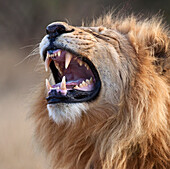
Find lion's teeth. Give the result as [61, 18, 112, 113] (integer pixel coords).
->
[65, 52, 72, 69]
[90, 77, 93, 83]
[84, 63, 89, 70]
[82, 81, 88, 87]
[46, 79, 51, 91]
[45, 53, 51, 72]
[79, 83, 83, 88]
[86, 79, 90, 84]
[60, 76, 67, 90]
[58, 50, 61, 57]
[74, 85, 80, 90]
[77, 59, 83, 66]
[79, 81, 88, 88]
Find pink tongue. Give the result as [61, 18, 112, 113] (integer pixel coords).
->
[52, 79, 83, 89]
[50, 79, 94, 95]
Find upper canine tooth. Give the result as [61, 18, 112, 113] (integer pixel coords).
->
[65, 52, 72, 69]
[58, 50, 61, 57]
[45, 53, 52, 72]
[60, 76, 67, 90]
[46, 79, 52, 91]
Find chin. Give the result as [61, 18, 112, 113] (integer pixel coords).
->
[47, 103, 88, 124]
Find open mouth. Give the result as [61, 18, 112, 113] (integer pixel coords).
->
[44, 48, 101, 104]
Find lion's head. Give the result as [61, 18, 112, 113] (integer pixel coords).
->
[33, 14, 169, 169]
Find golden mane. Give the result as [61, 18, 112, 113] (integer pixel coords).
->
[32, 13, 170, 169]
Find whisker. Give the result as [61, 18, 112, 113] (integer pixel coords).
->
[20, 44, 39, 50]
[14, 45, 40, 67]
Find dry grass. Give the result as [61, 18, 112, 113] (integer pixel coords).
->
[0, 48, 47, 169]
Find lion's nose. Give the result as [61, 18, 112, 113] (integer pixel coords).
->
[46, 24, 66, 38]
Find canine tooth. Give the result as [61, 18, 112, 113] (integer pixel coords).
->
[45, 53, 51, 72]
[46, 79, 51, 91]
[60, 76, 67, 90]
[65, 52, 72, 69]
[58, 50, 61, 56]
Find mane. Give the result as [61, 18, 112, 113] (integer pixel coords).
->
[31, 14, 170, 169]
[91, 13, 170, 84]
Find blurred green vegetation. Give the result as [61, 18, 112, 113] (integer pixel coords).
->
[0, 0, 169, 48]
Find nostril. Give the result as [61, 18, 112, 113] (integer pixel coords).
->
[46, 24, 66, 37]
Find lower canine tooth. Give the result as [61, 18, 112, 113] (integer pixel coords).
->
[46, 79, 51, 91]
[60, 76, 67, 90]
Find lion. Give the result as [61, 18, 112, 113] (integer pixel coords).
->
[31, 13, 170, 169]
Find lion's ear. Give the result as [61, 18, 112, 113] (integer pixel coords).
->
[145, 26, 170, 77]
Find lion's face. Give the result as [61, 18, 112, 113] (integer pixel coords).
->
[39, 22, 133, 123]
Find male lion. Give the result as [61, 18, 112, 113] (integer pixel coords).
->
[32, 14, 170, 169]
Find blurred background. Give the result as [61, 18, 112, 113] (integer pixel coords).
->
[0, 0, 169, 169]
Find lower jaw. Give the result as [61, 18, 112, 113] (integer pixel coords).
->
[46, 80, 101, 104]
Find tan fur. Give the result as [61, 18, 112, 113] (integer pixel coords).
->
[32, 13, 170, 169]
